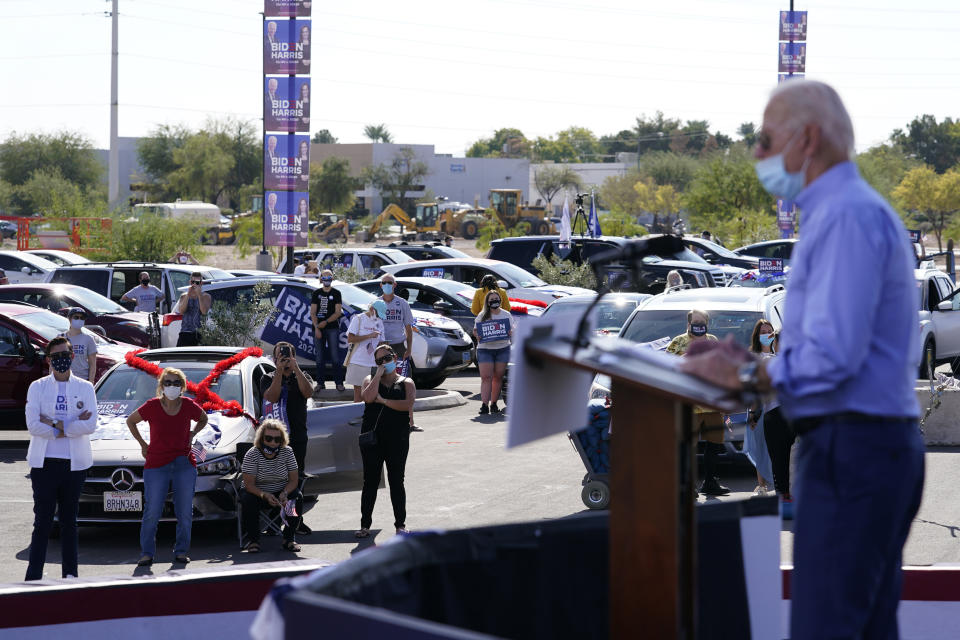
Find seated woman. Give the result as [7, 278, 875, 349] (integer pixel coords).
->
[241, 419, 302, 553]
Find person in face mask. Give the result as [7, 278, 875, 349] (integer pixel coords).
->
[23, 337, 98, 580]
[681, 80, 924, 640]
[310, 269, 345, 391]
[378, 274, 414, 368]
[355, 345, 417, 539]
[666, 309, 717, 356]
[126, 367, 208, 567]
[121, 271, 165, 313]
[744, 320, 778, 497]
[62, 307, 98, 383]
[240, 419, 302, 553]
[470, 274, 511, 315]
[473, 290, 516, 415]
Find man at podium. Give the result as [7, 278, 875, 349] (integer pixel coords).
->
[682, 80, 924, 640]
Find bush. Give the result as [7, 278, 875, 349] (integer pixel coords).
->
[100, 213, 207, 263]
[200, 280, 276, 347]
[475, 219, 531, 251]
[598, 211, 648, 237]
[531, 254, 597, 290]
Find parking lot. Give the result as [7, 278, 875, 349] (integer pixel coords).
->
[2, 364, 960, 584]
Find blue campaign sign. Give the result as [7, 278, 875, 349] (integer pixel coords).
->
[759, 258, 784, 273]
[450, 164, 466, 173]
[779, 10, 808, 41]
[264, 77, 310, 133]
[265, 0, 311, 18]
[477, 318, 510, 344]
[421, 267, 445, 278]
[261, 286, 355, 360]
[908, 229, 921, 244]
[263, 19, 311, 75]
[778, 42, 806, 73]
[264, 191, 309, 247]
[264, 134, 310, 191]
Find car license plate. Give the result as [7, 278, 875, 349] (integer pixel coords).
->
[462, 351, 472, 362]
[104, 491, 142, 512]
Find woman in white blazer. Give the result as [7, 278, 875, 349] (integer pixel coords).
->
[23, 336, 98, 580]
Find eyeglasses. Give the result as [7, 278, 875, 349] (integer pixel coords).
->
[162, 379, 184, 387]
[262, 435, 282, 444]
[375, 354, 395, 365]
[190, 280, 202, 286]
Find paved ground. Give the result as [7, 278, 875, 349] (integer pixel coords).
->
[2, 368, 959, 584]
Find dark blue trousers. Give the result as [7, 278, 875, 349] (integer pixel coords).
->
[26, 458, 86, 580]
[791, 419, 925, 640]
[314, 326, 344, 385]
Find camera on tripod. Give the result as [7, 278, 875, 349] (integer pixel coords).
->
[574, 193, 589, 207]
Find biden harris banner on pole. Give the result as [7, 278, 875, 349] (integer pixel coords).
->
[778, 42, 806, 73]
[264, 191, 309, 247]
[265, 0, 312, 18]
[264, 134, 310, 191]
[263, 19, 311, 75]
[779, 10, 808, 41]
[264, 77, 310, 133]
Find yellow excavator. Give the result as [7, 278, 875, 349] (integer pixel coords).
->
[488, 189, 555, 236]
[366, 203, 443, 241]
[311, 213, 350, 244]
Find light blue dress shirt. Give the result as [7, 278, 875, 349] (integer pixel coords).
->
[767, 161, 919, 420]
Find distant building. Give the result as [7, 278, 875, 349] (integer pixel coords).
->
[529, 162, 634, 216]
[94, 137, 145, 205]
[310, 143, 529, 215]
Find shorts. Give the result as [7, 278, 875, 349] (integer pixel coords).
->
[345, 363, 375, 386]
[477, 346, 510, 364]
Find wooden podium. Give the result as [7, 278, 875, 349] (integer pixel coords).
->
[523, 335, 744, 640]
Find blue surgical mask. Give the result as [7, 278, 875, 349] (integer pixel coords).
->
[381, 283, 394, 295]
[383, 361, 397, 374]
[754, 130, 810, 201]
[759, 333, 775, 347]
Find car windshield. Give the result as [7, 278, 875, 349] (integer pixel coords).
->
[541, 298, 640, 332]
[420, 279, 476, 298]
[621, 309, 764, 347]
[96, 366, 242, 406]
[438, 247, 470, 258]
[61, 286, 126, 314]
[379, 250, 414, 263]
[18, 311, 110, 345]
[204, 268, 233, 280]
[494, 262, 546, 287]
[694, 239, 740, 258]
[671, 247, 709, 264]
[335, 282, 378, 313]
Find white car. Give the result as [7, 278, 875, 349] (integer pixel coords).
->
[24, 249, 91, 266]
[380, 257, 595, 305]
[276, 247, 414, 277]
[161, 276, 474, 389]
[0, 250, 59, 283]
[917, 264, 960, 378]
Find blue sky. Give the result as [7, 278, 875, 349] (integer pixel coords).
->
[1, 0, 958, 155]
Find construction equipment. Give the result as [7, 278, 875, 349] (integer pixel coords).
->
[366, 203, 444, 241]
[311, 213, 350, 244]
[488, 189, 555, 236]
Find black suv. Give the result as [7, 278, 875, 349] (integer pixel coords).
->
[486, 235, 727, 292]
[376, 242, 471, 261]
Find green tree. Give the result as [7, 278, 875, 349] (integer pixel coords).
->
[475, 218, 530, 251]
[683, 150, 773, 217]
[893, 166, 960, 251]
[690, 209, 778, 249]
[363, 124, 393, 143]
[536, 127, 603, 163]
[856, 143, 921, 204]
[532, 165, 582, 208]
[103, 213, 206, 263]
[599, 129, 638, 161]
[200, 280, 276, 348]
[737, 122, 758, 148]
[531, 254, 597, 289]
[466, 128, 529, 158]
[135, 124, 189, 200]
[168, 131, 236, 203]
[891, 115, 960, 174]
[638, 151, 700, 190]
[598, 210, 647, 237]
[0, 131, 102, 190]
[635, 112, 682, 154]
[15, 168, 105, 219]
[634, 178, 683, 232]
[310, 157, 357, 214]
[361, 146, 430, 213]
[312, 129, 338, 144]
[599, 169, 645, 216]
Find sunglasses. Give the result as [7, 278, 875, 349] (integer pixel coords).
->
[190, 280, 202, 286]
[262, 435, 282, 444]
[71, 315, 85, 320]
[162, 379, 184, 387]
[375, 354, 395, 365]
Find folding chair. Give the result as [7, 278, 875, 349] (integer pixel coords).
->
[232, 442, 286, 548]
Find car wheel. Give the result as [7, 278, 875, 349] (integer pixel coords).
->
[414, 375, 446, 390]
[581, 480, 610, 510]
[534, 220, 549, 235]
[920, 337, 936, 379]
[461, 221, 478, 239]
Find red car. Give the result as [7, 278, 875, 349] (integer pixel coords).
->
[0, 283, 151, 347]
[0, 303, 136, 427]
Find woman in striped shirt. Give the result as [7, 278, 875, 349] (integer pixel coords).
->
[241, 419, 302, 553]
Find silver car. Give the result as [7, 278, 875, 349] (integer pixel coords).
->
[81, 346, 364, 523]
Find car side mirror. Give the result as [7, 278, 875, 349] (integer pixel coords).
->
[432, 301, 453, 314]
[87, 325, 107, 338]
[496, 280, 508, 289]
[25, 344, 43, 365]
[21, 266, 30, 274]
[937, 300, 957, 312]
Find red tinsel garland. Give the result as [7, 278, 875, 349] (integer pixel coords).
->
[508, 297, 548, 309]
[123, 347, 262, 423]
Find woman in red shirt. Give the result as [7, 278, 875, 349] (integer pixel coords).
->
[126, 367, 208, 566]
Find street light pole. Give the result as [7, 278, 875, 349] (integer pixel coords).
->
[108, 0, 119, 208]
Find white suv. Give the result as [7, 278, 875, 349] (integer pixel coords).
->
[917, 263, 960, 378]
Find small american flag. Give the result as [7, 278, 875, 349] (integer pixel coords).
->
[191, 443, 207, 464]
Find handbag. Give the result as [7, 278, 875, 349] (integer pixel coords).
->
[358, 405, 384, 448]
[343, 342, 356, 368]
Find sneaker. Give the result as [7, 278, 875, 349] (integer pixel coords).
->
[699, 478, 730, 496]
[335, 384, 345, 392]
[753, 485, 769, 496]
[409, 425, 424, 432]
[174, 554, 190, 564]
[490, 402, 501, 414]
[479, 403, 489, 415]
[136, 554, 153, 567]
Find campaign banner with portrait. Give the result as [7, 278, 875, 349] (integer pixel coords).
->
[779, 10, 808, 41]
[777, 73, 804, 84]
[263, 19, 311, 75]
[264, 191, 309, 247]
[260, 286, 354, 361]
[264, 134, 310, 191]
[778, 42, 806, 73]
[265, 0, 312, 18]
[264, 77, 310, 133]
[777, 199, 795, 238]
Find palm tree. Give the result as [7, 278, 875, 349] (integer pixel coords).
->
[363, 124, 393, 144]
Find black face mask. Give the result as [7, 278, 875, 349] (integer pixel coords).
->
[262, 444, 280, 455]
[488, 300, 500, 309]
[141, 278, 150, 285]
[690, 323, 707, 337]
[50, 354, 72, 373]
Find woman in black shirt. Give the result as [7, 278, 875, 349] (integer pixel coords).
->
[355, 344, 416, 538]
